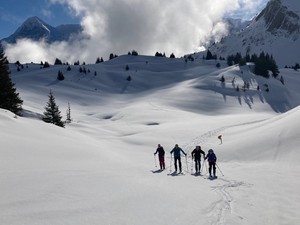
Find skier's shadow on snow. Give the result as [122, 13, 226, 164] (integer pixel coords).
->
[168, 171, 178, 176]
[151, 169, 164, 173]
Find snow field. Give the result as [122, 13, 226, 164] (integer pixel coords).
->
[1, 55, 300, 224]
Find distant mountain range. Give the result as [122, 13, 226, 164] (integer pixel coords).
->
[1, 16, 83, 44]
[2, 0, 300, 67]
[208, 0, 300, 67]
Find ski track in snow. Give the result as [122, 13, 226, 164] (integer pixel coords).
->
[205, 178, 251, 225]
[182, 122, 257, 224]
[183, 118, 267, 152]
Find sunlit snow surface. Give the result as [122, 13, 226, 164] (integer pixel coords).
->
[1, 55, 300, 225]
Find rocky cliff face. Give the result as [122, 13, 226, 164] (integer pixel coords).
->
[256, 0, 300, 35]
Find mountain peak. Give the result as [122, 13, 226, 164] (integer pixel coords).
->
[24, 16, 46, 24]
[1, 16, 82, 44]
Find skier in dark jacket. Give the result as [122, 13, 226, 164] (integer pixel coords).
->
[205, 149, 217, 177]
[170, 144, 186, 173]
[191, 146, 205, 173]
[154, 144, 165, 170]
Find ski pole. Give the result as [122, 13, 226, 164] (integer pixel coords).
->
[200, 157, 204, 173]
[204, 158, 208, 174]
[154, 154, 157, 168]
[216, 163, 224, 176]
[185, 155, 189, 173]
[169, 154, 172, 173]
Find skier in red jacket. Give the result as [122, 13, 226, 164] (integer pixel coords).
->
[154, 144, 165, 170]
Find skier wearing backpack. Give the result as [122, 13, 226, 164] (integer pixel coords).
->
[170, 144, 187, 173]
[154, 144, 165, 170]
[205, 149, 217, 177]
[191, 146, 205, 174]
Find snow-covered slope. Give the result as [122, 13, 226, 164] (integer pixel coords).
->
[209, 0, 300, 67]
[1, 55, 300, 225]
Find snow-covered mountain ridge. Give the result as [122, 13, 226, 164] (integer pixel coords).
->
[209, 0, 300, 67]
[1, 16, 83, 44]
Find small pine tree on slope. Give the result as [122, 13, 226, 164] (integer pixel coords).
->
[0, 50, 23, 115]
[42, 90, 64, 127]
[65, 102, 72, 123]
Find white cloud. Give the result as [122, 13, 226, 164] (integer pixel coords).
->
[229, 0, 268, 20]
[41, 9, 52, 19]
[5, 0, 268, 63]
[4, 38, 86, 64]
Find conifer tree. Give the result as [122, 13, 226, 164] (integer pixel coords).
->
[43, 61, 50, 68]
[109, 53, 115, 60]
[0, 50, 23, 115]
[268, 55, 279, 77]
[131, 50, 138, 56]
[254, 52, 269, 78]
[42, 90, 64, 127]
[220, 75, 225, 83]
[57, 70, 64, 80]
[96, 57, 101, 64]
[126, 75, 132, 81]
[206, 50, 213, 60]
[65, 102, 72, 123]
[54, 58, 62, 65]
[227, 55, 234, 66]
[96, 57, 104, 63]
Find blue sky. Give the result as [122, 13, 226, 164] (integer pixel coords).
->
[0, 0, 80, 39]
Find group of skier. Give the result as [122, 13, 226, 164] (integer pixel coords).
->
[154, 144, 218, 177]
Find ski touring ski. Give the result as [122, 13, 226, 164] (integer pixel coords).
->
[206, 175, 218, 180]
